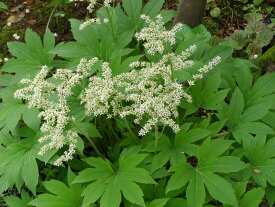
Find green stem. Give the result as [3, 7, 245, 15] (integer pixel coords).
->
[169, 61, 175, 82]
[212, 131, 229, 138]
[107, 118, 119, 142]
[124, 119, 139, 143]
[154, 125, 159, 152]
[72, 120, 103, 158]
[106, 7, 116, 40]
[159, 125, 166, 138]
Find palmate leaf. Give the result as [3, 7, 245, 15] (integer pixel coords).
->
[29, 169, 83, 207]
[0, 96, 41, 133]
[50, 18, 134, 64]
[3, 190, 32, 207]
[149, 124, 211, 172]
[242, 135, 275, 187]
[217, 87, 273, 142]
[183, 73, 229, 116]
[0, 130, 57, 195]
[167, 139, 247, 207]
[1, 29, 56, 82]
[119, 0, 168, 32]
[224, 183, 265, 207]
[73, 149, 156, 207]
[238, 187, 264, 207]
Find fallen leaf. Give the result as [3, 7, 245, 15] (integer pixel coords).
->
[27, 19, 37, 24]
[10, 4, 24, 12]
[7, 12, 25, 23]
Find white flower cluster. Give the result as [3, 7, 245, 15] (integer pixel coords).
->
[187, 56, 221, 86]
[69, 0, 111, 13]
[14, 58, 98, 166]
[79, 17, 109, 30]
[135, 14, 183, 55]
[81, 45, 198, 136]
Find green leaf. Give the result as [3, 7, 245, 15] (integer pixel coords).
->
[244, 13, 262, 22]
[201, 46, 233, 62]
[72, 122, 101, 138]
[0, 142, 29, 194]
[201, 172, 237, 206]
[0, 2, 8, 10]
[239, 103, 271, 124]
[248, 73, 275, 105]
[81, 181, 106, 206]
[253, 0, 263, 6]
[118, 176, 145, 206]
[100, 177, 121, 207]
[74, 151, 154, 207]
[239, 187, 264, 207]
[137, 0, 164, 30]
[3, 190, 32, 207]
[227, 87, 244, 129]
[165, 198, 187, 207]
[184, 73, 229, 114]
[29, 170, 83, 207]
[43, 29, 55, 51]
[168, 139, 244, 206]
[199, 156, 247, 173]
[186, 173, 205, 207]
[141, 0, 164, 18]
[70, 19, 99, 48]
[198, 139, 233, 164]
[147, 198, 169, 207]
[166, 163, 195, 193]
[22, 108, 41, 131]
[122, 0, 142, 30]
[5, 104, 26, 132]
[258, 27, 273, 47]
[266, 184, 275, 206]
[21, 151, 39, 195]
[0, 133, 57, 194]
[242, 135, 275, 187]
[3, 29, 55, 81]
[49, 42, 91, 58]
[192, 25, 211, 42]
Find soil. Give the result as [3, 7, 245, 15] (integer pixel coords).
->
[0, 0, 89, 58]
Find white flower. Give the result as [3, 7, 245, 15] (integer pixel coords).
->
[7, 22, 12, 27]
[104, 0, 112, 7]
[103, 18, 109, 23]
[187, 80, 195, 86]
[81, 50, 196, 136]
[25, 9, 30, 14]
[253, 54, 258, 59]
[70, 0, 112, 13]
[15, 35, 20, 40]
[14, 58, 99, 166]
[53, 33, 58, 37]
[79, 18, 101, 30]
[4, 58, 9, 62]
[135, 15, 183, 55]
[191, 56, 221, 81]
[60, 13, 65, 17]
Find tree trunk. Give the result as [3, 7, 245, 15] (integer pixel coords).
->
[173, 0, 207, 28]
